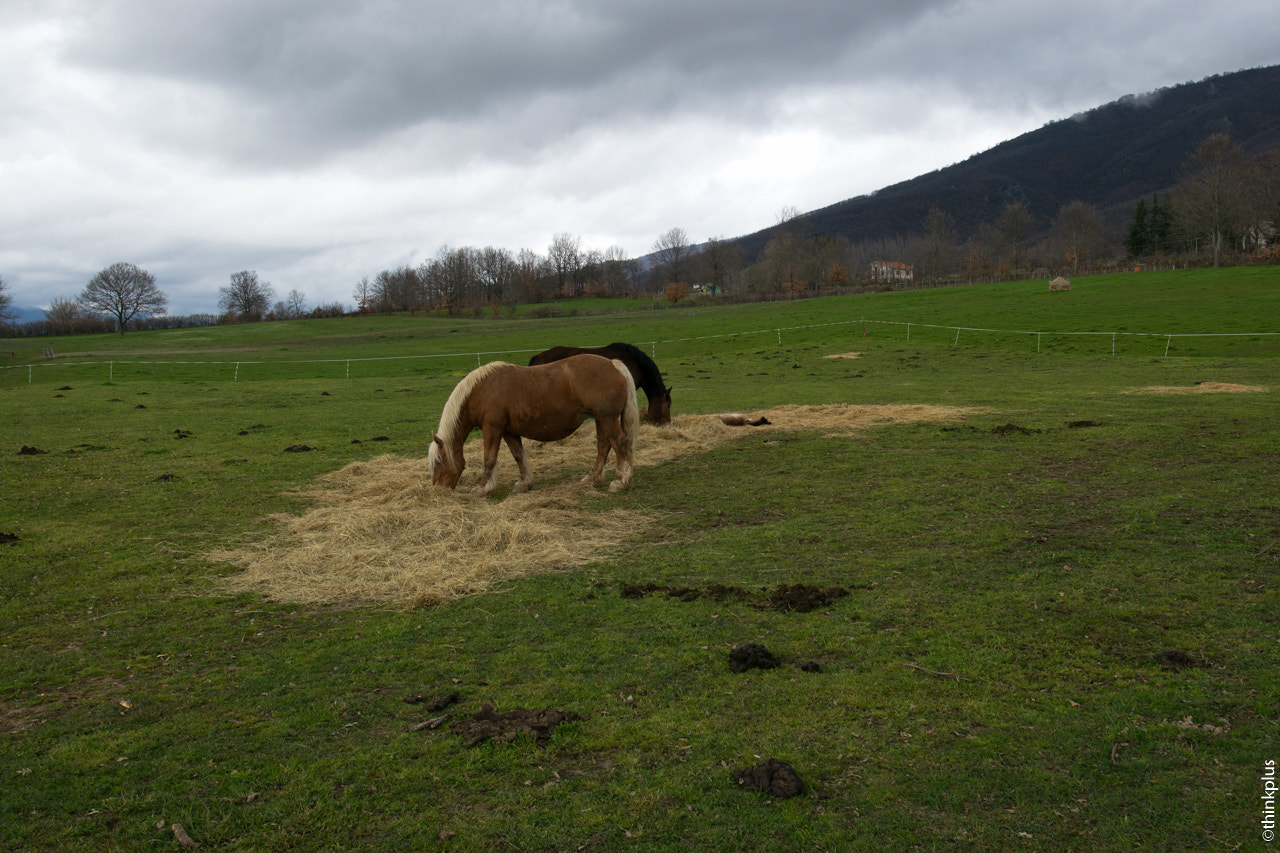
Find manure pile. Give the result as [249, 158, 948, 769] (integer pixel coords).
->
[212, 404, 977, 608]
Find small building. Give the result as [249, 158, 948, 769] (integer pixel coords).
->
[870, 261, 914, 283]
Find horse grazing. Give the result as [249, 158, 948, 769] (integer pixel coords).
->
[529, 342, 672, 425]
[429, 355, 639, 497]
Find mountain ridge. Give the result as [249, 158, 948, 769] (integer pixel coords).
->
[731, 64, 1280, 259]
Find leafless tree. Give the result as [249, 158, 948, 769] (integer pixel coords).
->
[699, 236, 742, 294]
[353, 276, 373, 312]
[219, 270, 274, 320]
[919, 207, 957, 283]
[512, 248, 548, 303]
[79, 262, 168, 333]
[0, 274, 14, 323]
[547, 233, 582, 297]
[651, 227, 696, 286]
[599, 245, 638, 295]
[477, 246, 516, 306]
[1176, 133, 1252, 267]
[997, 201, 1034, 277]
[1053, 201, 1106, 274]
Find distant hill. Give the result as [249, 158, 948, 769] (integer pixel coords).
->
[732, 64, 1280, 259]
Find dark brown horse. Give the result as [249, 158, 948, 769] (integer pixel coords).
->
[529, 342, 671, 425]
[429, 355, 638, 497]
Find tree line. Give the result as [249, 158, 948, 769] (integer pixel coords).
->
[4, 132, 1277, 337]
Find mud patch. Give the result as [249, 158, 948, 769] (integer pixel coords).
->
[728, 643, 780, 673]
[1155, 649, 1203, 669]
[18, 446, 47, 455]
[733, 758, 805, 798]
[0, 532, 18, 545]
[449, 703, 580, 748]
[992, 423, 1041, 436]
[621, 582, 850, 612]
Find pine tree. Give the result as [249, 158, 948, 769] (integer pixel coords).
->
[1150, 193, 1171, 254]
[1125, 198, 1150, 258]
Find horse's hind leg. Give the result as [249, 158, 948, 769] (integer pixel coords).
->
[582, 422, 612, 488]
[607, 418, 633, 492]
[504, 435, 535, 493]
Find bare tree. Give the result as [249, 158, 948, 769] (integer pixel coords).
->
[477, 246, 515, 306]
[599, 245, 637, 295]
[651, 227, 695, 286]
[996, 201, 1034, 278]
[699, 236, 742, 294]
[512, 248, 547, 303]
[1176, 133, 1252, 267]
[919, 207, 957, 283]
[79, 262, 168, 333]
[0, 274, 15, 323]
[547, 233, 582, 297]
[353, 276, 373, 312]
[269, 289, 308, 320]
[1053, 201, 1106, 274]
[219, 270, 274, 320]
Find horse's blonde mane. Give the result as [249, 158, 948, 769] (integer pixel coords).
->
[433, 362, 511, 464]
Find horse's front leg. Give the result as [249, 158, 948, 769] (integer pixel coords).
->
[472, 426, 504, 497]
[582, 421, 613, 488]
[504, 434, 535, 493]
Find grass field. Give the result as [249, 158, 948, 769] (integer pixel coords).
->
[2, 268, 1278, 850]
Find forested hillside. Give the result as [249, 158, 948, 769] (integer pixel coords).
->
[733, 64, 1280, 258]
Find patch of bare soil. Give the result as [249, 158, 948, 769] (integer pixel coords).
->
[728, 643, 780, 672]
[448, 703, 580, 748]
[620, 582, 851, 612]
[733, 758, 806, 798]
[1129, 381, 1268, 394]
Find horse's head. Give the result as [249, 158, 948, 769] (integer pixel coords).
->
[428, 432, 464, 488]
[649, 387, 673, 426]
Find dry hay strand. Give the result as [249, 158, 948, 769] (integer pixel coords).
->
[1128, 382, 1268, 395]
[212, 455, 651, 609]
[823, 352, 862, 359]
[210, 404, 978, 608]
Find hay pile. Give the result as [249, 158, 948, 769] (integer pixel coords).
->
[212, 404, 978, 608]
[1129, 382, 1269, 394]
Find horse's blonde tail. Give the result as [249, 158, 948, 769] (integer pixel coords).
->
[612, 358, 640, 446]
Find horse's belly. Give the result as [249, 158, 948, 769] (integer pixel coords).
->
[510, 413, 590, 443]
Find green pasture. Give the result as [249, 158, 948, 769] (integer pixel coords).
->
[1, 267, 1278, 850]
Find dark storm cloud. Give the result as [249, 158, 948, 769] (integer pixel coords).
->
[60, 0, 951, 163]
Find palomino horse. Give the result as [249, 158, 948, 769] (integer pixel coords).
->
[529, 342, 672, 425]
[429, 354, 639, 497]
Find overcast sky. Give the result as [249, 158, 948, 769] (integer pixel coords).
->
[2, 1, 1276, 316]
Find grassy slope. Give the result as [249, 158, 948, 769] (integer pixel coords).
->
[1, 267, 1278, 851]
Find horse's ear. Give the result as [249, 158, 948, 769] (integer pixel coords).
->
[432, 431, 444, 447]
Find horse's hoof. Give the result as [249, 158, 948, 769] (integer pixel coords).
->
[608, 480, 629, 493]
[511, 482, 530, 494]
[471, 486, 493, 498]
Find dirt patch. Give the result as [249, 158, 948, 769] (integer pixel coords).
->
[18, 446, 47, 455]
[0, 532, 17, 545]
[448, 703, 580, 748]
[1129, 382, 1268, 395]
[728, 643, 780, 673]
[620, 582, 850, 612]
[823, 352, 862, 360]
[733, 758, 805, 798]
[211, 405, 979, 608]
